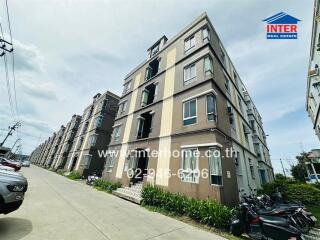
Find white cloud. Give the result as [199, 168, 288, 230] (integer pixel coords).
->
[0, 0, 317, 176]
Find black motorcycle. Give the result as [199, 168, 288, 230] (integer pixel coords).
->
[257, 194, 317, 230]
[231, 203, 303, 240]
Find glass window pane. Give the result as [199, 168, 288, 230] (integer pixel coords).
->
[184, 102, 189, 118]
[206, 95, 214, 113]
[190, 100, 196, 116]
[190, 36, 195, 47]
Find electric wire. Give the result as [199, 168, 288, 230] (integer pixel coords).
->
[5, 0, 19, 119]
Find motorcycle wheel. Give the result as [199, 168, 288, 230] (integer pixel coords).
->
[291, 215, 310, 234]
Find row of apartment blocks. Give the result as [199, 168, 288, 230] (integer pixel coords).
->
[30, 92, 120, 176]
[307, 0, 320, 140]
[30, 13, 273, 205]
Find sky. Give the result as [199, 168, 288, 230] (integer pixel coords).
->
[0, 0, 318, 174]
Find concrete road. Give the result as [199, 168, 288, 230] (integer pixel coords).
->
[0, 166, 225, 240]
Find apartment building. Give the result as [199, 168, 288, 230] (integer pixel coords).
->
[39, 134, 56, 166]
[64, 91, 119, 176]
[102, 13, 273, 205]
[30, 142, 45, 164]
[307, 0, 320, 140]
[50, 114, 82, 170]
[44, 125, 65, 167]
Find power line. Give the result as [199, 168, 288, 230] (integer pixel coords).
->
[0, 22, 15, 120]
[5, 0, 19, 119]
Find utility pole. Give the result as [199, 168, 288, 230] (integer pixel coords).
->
[10, 137, 21, 151]
[280, 158, 286, 177]
[0, 122, 21, 147]
[0, 37, 13, 57]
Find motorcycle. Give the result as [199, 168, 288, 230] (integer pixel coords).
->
[257, 194, 317, 230]
[231, 202, 303, 240]
[86, 173, 100, 185]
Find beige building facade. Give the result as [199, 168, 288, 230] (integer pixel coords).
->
[307, 0, 320, 140]
[64, 91, 119, 176]
[102, 13, 273, 205]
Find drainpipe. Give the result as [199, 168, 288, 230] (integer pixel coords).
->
[242, 149, 253, 196]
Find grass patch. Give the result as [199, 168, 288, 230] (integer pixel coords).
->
[143, 205, 247, 240]
[142, 185, 232, 229]
[66, 171, 82, 180]
[307, 205, 320, 228]
[93, 179, 122, 193]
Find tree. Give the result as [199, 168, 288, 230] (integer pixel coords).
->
[275, 173, 287, 181]
[291, 152, 310, 182]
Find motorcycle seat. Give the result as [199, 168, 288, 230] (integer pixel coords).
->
[259, 216, 289, 227]
[258, 208, 285, 215]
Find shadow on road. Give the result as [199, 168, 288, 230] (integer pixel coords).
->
[0, 217, 32, 240]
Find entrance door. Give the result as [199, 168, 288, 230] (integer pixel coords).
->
[70, 156, 78, 172]
[132, 149, 148, 183]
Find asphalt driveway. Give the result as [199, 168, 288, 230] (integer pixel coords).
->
[0, 166, 225, 240]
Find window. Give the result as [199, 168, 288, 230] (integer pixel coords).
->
[82, 122, 89, 134]
[145, 58, 160, 81]
[250, 120, 255, 133]
[227, 103, 235, 128]
[181, 148, 199, 183]
[310, 93, 317, 108]
[204, 56, 213, 76]
[259, 169, 267, 184]
[206, 94, 217, 122]
[234, 71, 239, 88]
[83, 154, 92, 169]
[208, 147, 222, 185]
[234, 151, 241, 174]
[243, 124, 250, 144]
[105, 154, 115, 172]
[183, 99, 197, 125]
[249, 159, 255, 179]
[77, 137, 84, 150]
[184, 35, 195, 52]
[151, 44, 159, 56]
[141, 83, 156, 107]
[238, 96, 244, 114]
[101, 99, 108, 111]
[88, 106, 94, 118]
[220, 46, 225, 64]
[89, 134, 98, 146]
[314, 82, 320, 94]
[224, 73, 230, 92]
[118, 101, 127, 115]
[184, 64, 196, 85]
[234, 152, 239, 166]
[136, 112, 153, 139]
[202, 27, 210, 41]
[113, 126, 121, 142]
[95, 116, 103, 128]
[123, 80, 132, 95]
[254, 143, 261, 158]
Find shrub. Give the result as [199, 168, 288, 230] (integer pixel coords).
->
[285, 184, 320, 206]
[56, 169, 65, 175]
[313, 182, 320, 190]
[259, 180, 320, 206]
[66, 171, 82, 180]
[141, 185, 232, 229]
[93, 179, 122, 193]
